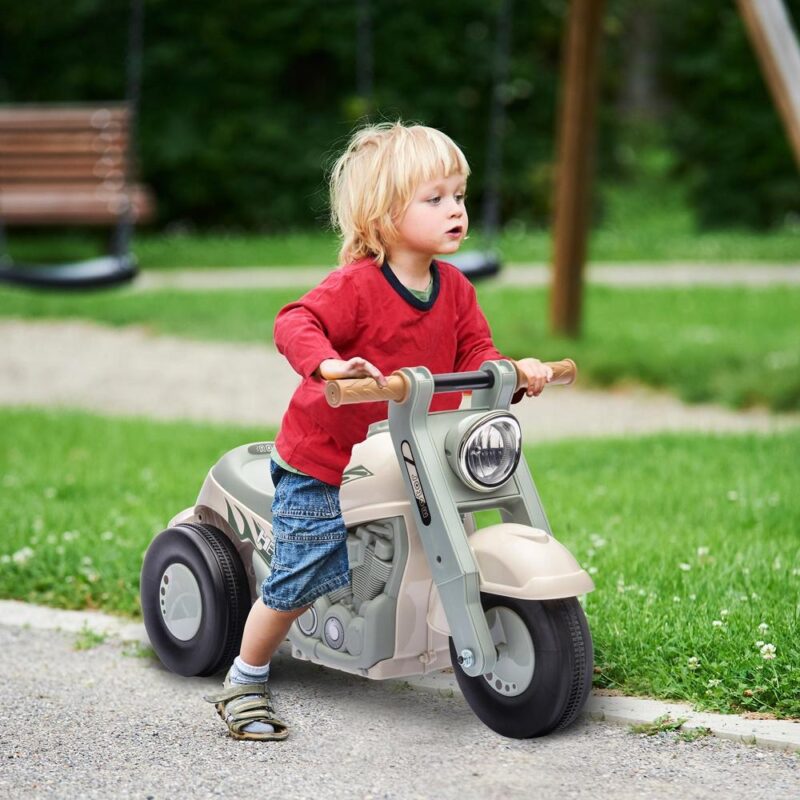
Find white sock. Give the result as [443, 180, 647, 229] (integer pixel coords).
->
[229, 656, 273, 734]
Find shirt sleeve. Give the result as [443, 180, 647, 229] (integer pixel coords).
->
[453, 276, 504, 373]
[273, 269, 360, 378]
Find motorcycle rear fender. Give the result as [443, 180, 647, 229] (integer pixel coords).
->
[168, 507, 197, 528]
[427, 523, 594, 635]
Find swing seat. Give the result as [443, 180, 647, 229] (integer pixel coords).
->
[449, 249, 501, 282]
[0, 103, 154, 288]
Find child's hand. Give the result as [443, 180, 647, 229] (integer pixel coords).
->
[318, 357, 388, 387]
[514, 358, 553, 397]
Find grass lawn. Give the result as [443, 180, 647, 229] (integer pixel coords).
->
[2, 283, 799, 411]
[1, 407, 798, 717]
[4, 184, 799, 268]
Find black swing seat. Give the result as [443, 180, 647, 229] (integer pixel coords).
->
[449, 250, 502, 282]
[0, 104, 154, 289]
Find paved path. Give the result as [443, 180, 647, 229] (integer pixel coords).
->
[3, 319, 798, 440]
[132, 262, 800, 291]
[1, 606, 798, 800]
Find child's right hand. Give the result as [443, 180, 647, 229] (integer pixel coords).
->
[318, 357, 388, 387]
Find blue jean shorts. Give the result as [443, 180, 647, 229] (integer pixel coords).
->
[261, 461, 351, 612]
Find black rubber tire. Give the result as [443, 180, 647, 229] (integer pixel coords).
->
[449, 594, 593, 739]
[140, 523, 251, 677]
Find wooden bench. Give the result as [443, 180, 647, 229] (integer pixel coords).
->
[0, 103, 154, 226]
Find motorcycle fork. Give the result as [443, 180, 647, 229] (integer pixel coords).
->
[388, 360, 520, 678]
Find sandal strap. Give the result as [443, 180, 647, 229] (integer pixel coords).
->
[204, 680, 287, 735]
[204, 680, 272, 703]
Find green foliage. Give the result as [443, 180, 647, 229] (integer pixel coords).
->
[655, 2, 800, 229]
[0, 0, 569, 228]
[1, 2, 798, 229]
[630, 714, 687, 736]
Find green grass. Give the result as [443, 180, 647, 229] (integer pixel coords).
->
[4, 182, 799, 268]
[2, 282, 799, 410]
[1, 407, 798, 717]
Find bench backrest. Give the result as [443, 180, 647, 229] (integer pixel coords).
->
[0, 104, 153, 225]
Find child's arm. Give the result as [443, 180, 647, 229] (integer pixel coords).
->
[274, 271, 360, 379]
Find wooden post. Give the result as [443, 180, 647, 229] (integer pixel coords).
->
[737, 0, 800, 170]
[550, 0, 606, 337]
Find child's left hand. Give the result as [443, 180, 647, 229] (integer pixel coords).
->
[514, 358, 553, 397]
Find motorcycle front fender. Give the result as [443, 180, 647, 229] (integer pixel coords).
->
[427, 523, 594, 635]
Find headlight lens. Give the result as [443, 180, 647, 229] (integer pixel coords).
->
[457, 413, 521, 491]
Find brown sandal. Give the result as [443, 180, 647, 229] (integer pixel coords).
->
[204, 676, 289, 741]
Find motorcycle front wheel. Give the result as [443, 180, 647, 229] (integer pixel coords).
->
[449, 594, 593, 739]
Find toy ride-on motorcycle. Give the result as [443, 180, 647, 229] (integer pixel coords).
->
[141, 358, 594, 739]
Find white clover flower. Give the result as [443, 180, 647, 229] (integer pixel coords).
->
[758, 622, 769, 634]
[689, 593, 697, 601]
[590, 534, 607, 548]
[587, 548, 596, 558]
[588, 566, 598, 575]
[0, 554, 10, 565]
[679, 563, 692, 572]
[720, 609, 729, 618]
[81, 555, 93, 566]
[12, 546, 34, 565]
[638, 588, 647, 596]
[751, 592, 760, 601]
[707, 679, 721, 688]
[773, 557, 782, 571]
[712, 620, 724, 628]
[792, 568, 800, 577]
[101, 531, 114, 542]
[673, 596, 681, 603]
[760, 643, 777, 660]
[687, 656, 701, 671]
[62, 530, 77, 542]
[755, 640, 765, 648]
[697, 546, 710, 557]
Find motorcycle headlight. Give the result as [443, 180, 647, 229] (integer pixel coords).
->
[448, 412, 522, 492]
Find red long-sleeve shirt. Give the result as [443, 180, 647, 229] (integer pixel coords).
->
[273, 258, 509, 485]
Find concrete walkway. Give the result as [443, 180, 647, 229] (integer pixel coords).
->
[4, 600, 797, 756]
[132, 262, 800, 291]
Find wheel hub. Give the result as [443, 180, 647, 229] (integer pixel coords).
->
[160, 563, 203, 641]
[482, 606, 535, 697]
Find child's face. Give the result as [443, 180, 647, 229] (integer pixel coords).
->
[391, 173, 468, 261]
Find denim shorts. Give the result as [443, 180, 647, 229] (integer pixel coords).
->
[261, 461, 351, 612]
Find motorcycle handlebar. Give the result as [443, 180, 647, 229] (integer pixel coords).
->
[325, 359, 577, 408]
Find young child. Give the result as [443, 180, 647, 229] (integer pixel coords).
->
[204, 121, 552, 740]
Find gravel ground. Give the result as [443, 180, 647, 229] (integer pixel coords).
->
[1, 624, 797, 800]
[2, 319, 798, 439]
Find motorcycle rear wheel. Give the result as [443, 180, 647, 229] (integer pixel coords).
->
[141, 523, 251, 677]
[449, 594, 593, 738]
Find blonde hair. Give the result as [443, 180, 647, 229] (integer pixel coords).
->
[329, 121, 470, 266]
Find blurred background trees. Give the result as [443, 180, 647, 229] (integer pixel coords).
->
[1, 0, 798, 232]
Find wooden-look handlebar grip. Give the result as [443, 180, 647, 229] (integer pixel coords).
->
[514, 358, 577, 388]
[325, 372, 410, 407]
[545, 358, 578, 386]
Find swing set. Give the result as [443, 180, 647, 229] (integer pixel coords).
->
[0, 0, 152, 289]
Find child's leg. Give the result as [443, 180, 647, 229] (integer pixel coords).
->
[224, 600, 307, 736]
[239, 599, 307, 667]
